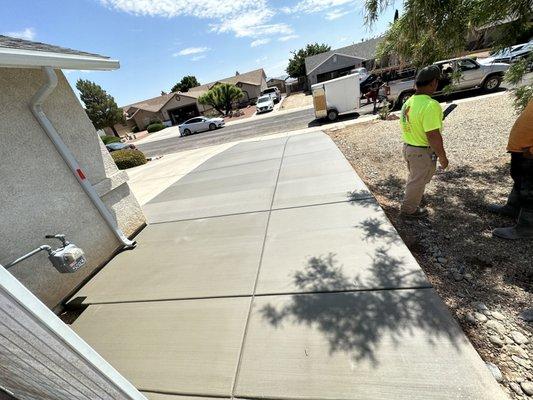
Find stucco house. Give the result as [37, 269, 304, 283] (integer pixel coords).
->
[0, 35, 146, 309]
[267, 76, 288, 93]
[305, 37, 384, 86]
[116, 68, 268, 132]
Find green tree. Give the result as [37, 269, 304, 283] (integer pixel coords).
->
[364, 0, 533, 110]
[171, 75, 200, 93]
[197, 83, 244, 116]
[76, 79, 124, 136]
[286, 43, 331, 78]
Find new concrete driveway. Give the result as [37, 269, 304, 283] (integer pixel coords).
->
[71, 132, 506, 400]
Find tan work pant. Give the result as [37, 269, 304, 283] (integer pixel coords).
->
[401, 144, 437, 214]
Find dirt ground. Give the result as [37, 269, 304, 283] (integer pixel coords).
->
[280, 92, 313, 110]
[328, 92, 532, 398]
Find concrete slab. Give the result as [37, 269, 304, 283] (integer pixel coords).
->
[144, 159, 280, 222]
[273, 136, 371, 209]
[72, 212, 268, 304]
[195, 137, 286, 171]
[256, 202, 429, 295]
[72, 297, 250, 397]
[235, 289, 508, 400]
[143, 394, 223, 400]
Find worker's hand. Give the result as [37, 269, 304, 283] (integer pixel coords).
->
[439, 156, 449, 170]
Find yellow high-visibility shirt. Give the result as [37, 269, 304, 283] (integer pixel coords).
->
[400, 94, 443, 147]
[507, 100, 533, 153]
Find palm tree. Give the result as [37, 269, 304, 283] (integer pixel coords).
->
[198, 83, 244, 116]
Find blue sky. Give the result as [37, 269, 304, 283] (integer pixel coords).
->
[2, 0, 397, 106]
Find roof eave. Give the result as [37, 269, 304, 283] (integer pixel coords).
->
[0, 48, 119, 70]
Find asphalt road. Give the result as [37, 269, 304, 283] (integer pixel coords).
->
[138, 77, 528, 157]
[138, 107, 316, 157]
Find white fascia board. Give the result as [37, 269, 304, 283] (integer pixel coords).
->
[0, 47, 119, 70]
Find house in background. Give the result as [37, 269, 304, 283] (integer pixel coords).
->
[305, 37, 384, 86]
[111, 68, 268, 133]
[0, 35, 145, 309]
[267, 75, 288, 93]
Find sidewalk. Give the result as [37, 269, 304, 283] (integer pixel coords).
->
[70, 132, 506, 400]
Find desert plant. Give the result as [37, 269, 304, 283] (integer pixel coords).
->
[111, 149, 147, 170]
[146, 123, 165, 133]
[198, 83, 244, 116]
[100, 135, 121, 144]
[378, 104, 391, 120]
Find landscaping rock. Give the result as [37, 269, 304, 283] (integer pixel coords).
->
[453, 271, 463, 281]
[508, 345, 529, 359]
[520, 381, 533, 396]
[437, 257, 448, 264]
[512, 355, 531, 369]
[486, 320, 506, 335]
[464, 272, 473, 282]
[475, 312, 488, 323]
[466, 313, 477, 324]
[511, 331, 529, 345]
[519, 308, 533, 322]
[486, 362, 503, 383]
[509, 382, 524, 395]
[474, 302, 489, 312]
[491, 311, 505, 321]
[489, 335, 504, 348]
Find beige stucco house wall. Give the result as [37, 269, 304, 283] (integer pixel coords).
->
[0, 67, 146, 309]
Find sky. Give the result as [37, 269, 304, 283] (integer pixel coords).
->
[1, 0, 397, 106]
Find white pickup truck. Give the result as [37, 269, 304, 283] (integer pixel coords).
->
[384, 57, 510, 108]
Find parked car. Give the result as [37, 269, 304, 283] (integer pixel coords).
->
[261, 87, 281, 103]
[479, 41, 533, 66]
[256, 95, 275, 114]
[384, 57, 509, 108]
[178, 116, 225, 136]
[105, 142, 137, 152]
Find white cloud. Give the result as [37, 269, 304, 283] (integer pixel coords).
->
[279, 34, 299, 42]
[100, 0, 293, 39]
[282, 0, 357, 14]
[4, 27, 36, 40]
[173, 46, 210, 56]
[251, 38, 271, 47]
[325, 9, 351, 20]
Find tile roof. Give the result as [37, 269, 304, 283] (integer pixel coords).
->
[0, 35, 110, 59]
[188, 68, 266, 93]
[305, 37, 384, 74]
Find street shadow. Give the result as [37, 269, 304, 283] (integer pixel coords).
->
[307, 112, 361, 128]
[260, 250, 460, 366]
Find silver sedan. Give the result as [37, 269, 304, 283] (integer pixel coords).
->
[179, 116, 225, 136]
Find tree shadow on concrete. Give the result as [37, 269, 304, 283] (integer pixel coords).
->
[260, 250, 461, 366]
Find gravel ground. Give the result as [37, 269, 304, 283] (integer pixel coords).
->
[328, 92, 532, 398]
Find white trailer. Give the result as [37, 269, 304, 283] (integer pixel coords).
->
[311, 73, 361, 121]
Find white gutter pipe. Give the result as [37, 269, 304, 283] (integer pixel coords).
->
[30, 66, 136, 249]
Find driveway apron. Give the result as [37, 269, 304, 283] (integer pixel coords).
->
[71, 131, 507, 399]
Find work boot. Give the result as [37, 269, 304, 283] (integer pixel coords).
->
[493, 209, 533, 240]
[400, 207, 429, 219]
[487, 188, 520, 218]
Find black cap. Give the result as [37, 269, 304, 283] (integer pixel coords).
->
[415, 65, 441, 86]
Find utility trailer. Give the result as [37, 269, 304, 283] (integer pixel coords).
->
[311, 73, 361, 121]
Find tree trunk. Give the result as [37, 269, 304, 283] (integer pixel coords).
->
[110, 125, 119, 137]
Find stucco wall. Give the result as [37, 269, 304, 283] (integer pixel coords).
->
[307, 54, 363, 86]
[0, 67, 145, 308]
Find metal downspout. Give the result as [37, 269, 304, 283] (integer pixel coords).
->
[29, 66, 135, 249]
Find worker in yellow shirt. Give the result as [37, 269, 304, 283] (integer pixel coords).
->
[491, 99, 533, 240]
[399, 65, 449, 217]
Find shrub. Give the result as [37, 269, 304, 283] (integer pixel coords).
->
[131, 126, 140, 133]
[111, 149, 147, 169]
[146, 123, 165, 133]
[149, 118, 162, 125]
[100, 135, 121, 145]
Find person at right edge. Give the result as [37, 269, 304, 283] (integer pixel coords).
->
[400, 65, 448, 218]
[490, 99, 533, 240]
